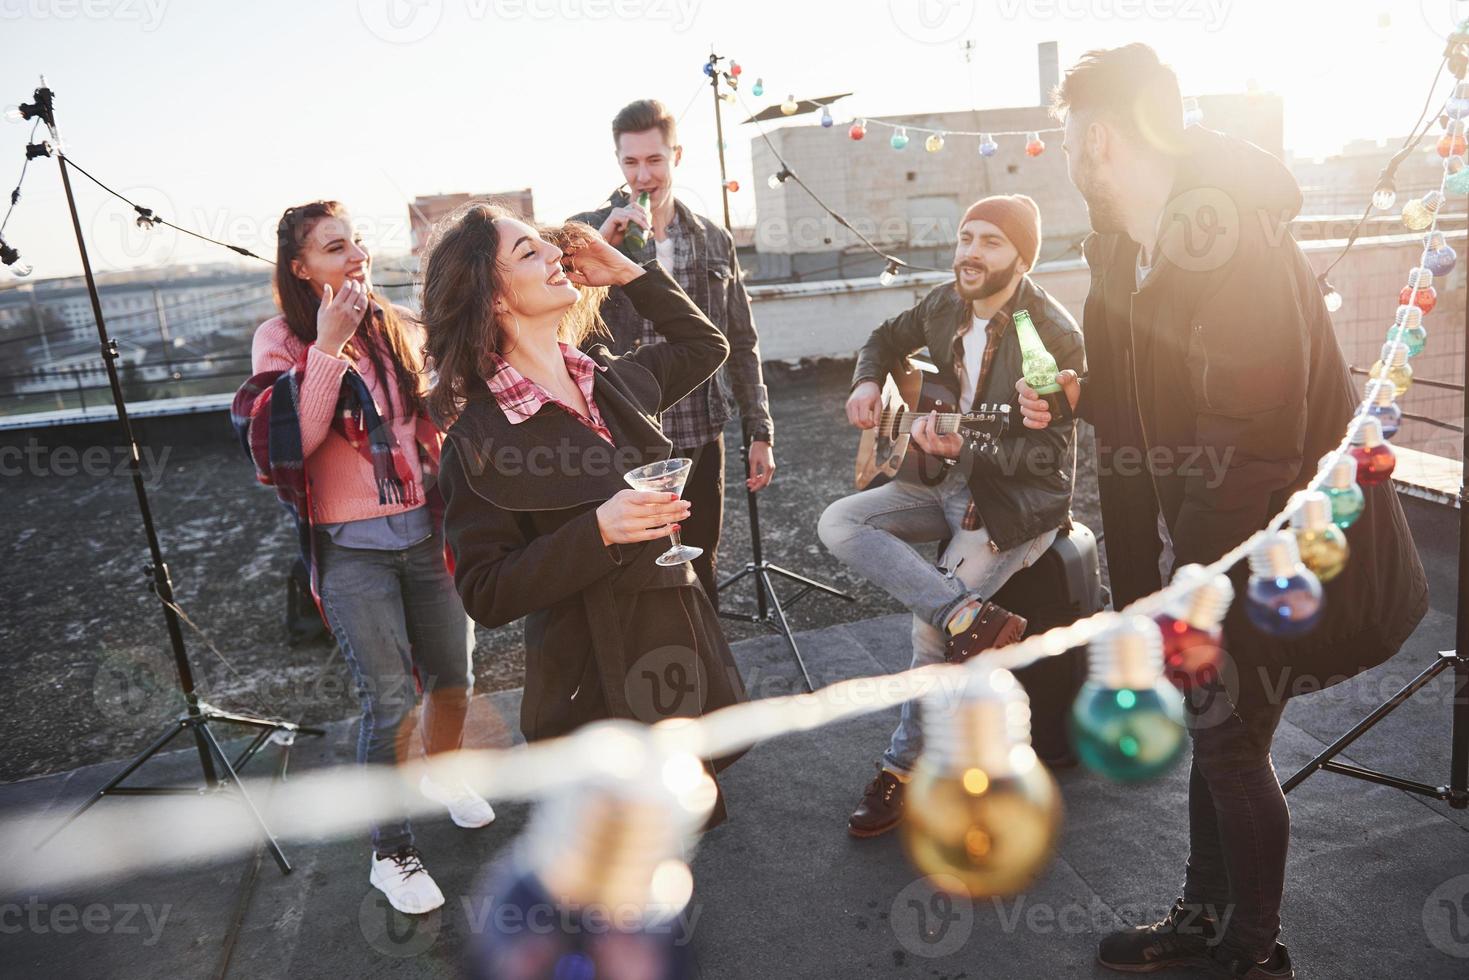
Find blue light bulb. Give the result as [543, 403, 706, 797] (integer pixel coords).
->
[751, 77, 764, 97]
[978, 133, 998, 157]
[1069, 616, 1186, 782]
[1424, 232, 1457, 276]
[1245, 531, 1324, 637]
[1364, 379, 1402, 439]
[820, 105, 833, 128]
[891, 127, 910, 150]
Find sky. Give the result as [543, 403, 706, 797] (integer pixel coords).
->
[0, 0, 1453, 280]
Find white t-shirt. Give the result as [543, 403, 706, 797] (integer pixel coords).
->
[655, 234, 674, 273]
[960, 315, 990, 412]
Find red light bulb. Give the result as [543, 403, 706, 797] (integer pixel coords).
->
[1349, 416, 1396, 487]
[1439, 133, 1467, 157]
[1153, 565, 1233, 692]
[724, 180, 739, 192]
[1024, 132, 1045, 157]
[1400, 283, 1436, 313]
[849, 120, 866, 141]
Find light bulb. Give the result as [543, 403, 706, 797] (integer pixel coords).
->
[1245, 531, 1324, 638]
[925, 132, 945, 152]
[1290, 490, 1350, 583]
[3, 105, 25, 124]
[1182, 97, 1204, 128]
[901, 667, 1062, 899]
[1401, 190, 1445, 231]
[703, 62, 715, 77]
[729, 62, 742, 77]
[1069, 616, 1187, 782]
[724, 180, 739, 193]
[1371, 182, 1397, 211]
[781, 94, 798, 115]
[978, 133, 998, 157]
[1321, 281, 1342, 312]
[1439, 122, 1466, 158]
[820, 105, 833, 128]
[878, 260, 900, 286]
[1024, 132, 1045, 157]
[1448, 82, 1469, 120]
[849, 119, 866, 140]
[1350, 415, 1396, 487]
[1390, 303, 1428, 357]
[10, 261, 33, 278]
[1448, 165, 1469, 195]
[890, 127, 910, 150]
[751, 77, 764, 97]
[1369, 340, 1413, 397]
[1427, 245, 1457, 276]
[767, 171, 785, 189]
[1319, 454, 1365, 530]
[1400, 267, 1436, 313]
[1363, 378, 1403, 441]
[1153, 564, 1232, 692]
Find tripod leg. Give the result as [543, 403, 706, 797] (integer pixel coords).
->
[198, 723, 294, 875]
[761, 568, 815, 693]
[34, 719, 190, 850]
[1282, 654, 1452, 794]
[763, 562, 856, 602]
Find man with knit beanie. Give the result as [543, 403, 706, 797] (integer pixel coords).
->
[818, 193, 1085, 838]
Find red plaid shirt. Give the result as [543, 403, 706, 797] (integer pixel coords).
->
[485, 343, 614, 444]
[951, 313, 1009, 531]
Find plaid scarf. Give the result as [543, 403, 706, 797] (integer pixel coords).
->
[231, 348, 447, 607]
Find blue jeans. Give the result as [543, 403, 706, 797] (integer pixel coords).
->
[1182, 683, 1289, 961]
[317, 531, 476, 856]
[816, 468, 1057, 774]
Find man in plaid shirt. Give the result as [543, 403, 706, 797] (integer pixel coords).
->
[571, 98, 776, 610]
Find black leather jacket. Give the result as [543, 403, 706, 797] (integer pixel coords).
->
[852, 275, 1086, 551]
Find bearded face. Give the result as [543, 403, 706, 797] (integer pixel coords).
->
[1064, 114, 1128, 235]
[953, 253, 1021, 301]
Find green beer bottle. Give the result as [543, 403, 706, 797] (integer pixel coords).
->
[1012, 309, 1071, 423]
[624, 191, 651, 251]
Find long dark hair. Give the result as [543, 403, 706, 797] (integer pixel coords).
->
[273, 200, 424, 419]
[419, 202, 605, 428]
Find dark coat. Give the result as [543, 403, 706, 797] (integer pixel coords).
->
[851, 275, 1087, 552]
[1074, 126, 1428, 711]
[438, 267, 748, 769]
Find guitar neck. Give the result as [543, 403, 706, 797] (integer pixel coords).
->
[882, 405, 1007, 434]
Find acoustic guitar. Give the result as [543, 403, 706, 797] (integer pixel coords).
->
[854, 357, 1012, 490]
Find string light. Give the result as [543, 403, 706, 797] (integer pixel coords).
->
[1400, 268, 1436, 313]
[1349, 415, 1397, 486]
[890, 126, 910, 150]
[781, 94, 798, 115]
[820, 105, 833, 128]
[849, 119, 866, 141]
[766, 167, 792, 190]
[1182, 96, 1204, 128]
[1319, 276, 1343, 312]
[0, 235, 32, 277]
[1290, 490, 1351, 583]
[1372, 181, 1398, 210]
[1069, 617, 1187, 782]
[724, 179, 740, 193]
[878, 259, 901, 285]
[1152, 565, 1232, 692]
[1369, 340, 1414, 396]
[1401, 189, 1446, 230]
[1438, 120, 1466, 157]
[925, 132, 945, 153]
[978, 133, 998, 157]
[1423, 230, 1457, 274]
[901, 666, 1062, 898]
[1363, 377, 1404, 440]
[1245, 532, 1325, 638]
[1024, 131, 1046, 156]
[751, 77, 764, 97]
[1390, 304, 1429, 357]
[1319, 454, 1366, 530]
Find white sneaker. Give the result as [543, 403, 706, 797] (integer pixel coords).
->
[420, 774, 496, 828]
[369, 846, 445, 915]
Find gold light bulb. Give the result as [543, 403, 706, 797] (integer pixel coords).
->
[901, 667, 1062, 898]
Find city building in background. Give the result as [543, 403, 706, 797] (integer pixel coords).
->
[408, 189, 536, 255]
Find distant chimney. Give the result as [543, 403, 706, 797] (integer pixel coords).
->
[1038, 41, 1059, 107]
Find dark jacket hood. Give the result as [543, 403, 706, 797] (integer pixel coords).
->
[1170, 126, 1302, 222]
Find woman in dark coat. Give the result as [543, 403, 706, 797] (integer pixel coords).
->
[420, 204, 747, 814]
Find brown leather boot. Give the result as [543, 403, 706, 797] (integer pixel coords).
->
[847, 765, 906, 838]
[943, 599, 1027, 664]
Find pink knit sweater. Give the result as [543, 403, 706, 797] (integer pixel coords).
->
[250, 312, 429, 525]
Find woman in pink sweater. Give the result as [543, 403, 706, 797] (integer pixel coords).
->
[248, 201, 487, 915]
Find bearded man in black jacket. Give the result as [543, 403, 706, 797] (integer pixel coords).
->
[1017, 44, 1427, 980]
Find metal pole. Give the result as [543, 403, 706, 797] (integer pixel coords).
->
[709, 52, 733, 233]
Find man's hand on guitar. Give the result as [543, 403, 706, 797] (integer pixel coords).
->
[1015, 370, 1081, 429]
[910, 410, 964, 460]
[846, 380, 882, 429]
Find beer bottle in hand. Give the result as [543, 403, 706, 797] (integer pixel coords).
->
[1013, 309, 1071, 424]
[624, 191, 651, 251]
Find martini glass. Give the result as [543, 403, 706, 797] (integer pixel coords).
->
[623, 457, 701, 566]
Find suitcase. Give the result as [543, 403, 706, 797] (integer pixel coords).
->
[990, 522, 1104, 766]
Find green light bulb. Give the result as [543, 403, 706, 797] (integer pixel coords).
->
[1070, 617, 1186, 782]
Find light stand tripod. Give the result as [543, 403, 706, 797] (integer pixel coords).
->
[704, 53, 855, 692]
[21, 80, 322, 873]
[1281, 45, 1469, 807]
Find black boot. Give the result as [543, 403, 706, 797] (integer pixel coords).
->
[1096, 898, 1219, 973]
[847, 765, 905, 838]
[1205, 942, 1294, 979]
